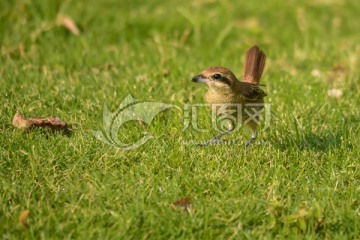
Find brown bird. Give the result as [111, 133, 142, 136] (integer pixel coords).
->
[192, 45, 267, 147]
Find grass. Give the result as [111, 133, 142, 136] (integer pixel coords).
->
[1, 0, 359, 239]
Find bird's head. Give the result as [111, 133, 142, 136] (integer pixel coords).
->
[192, 66, 238, 92]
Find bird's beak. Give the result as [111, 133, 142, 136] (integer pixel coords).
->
[192, 75, 209, 83]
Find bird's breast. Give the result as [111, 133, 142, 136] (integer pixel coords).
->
[204, 90, 265, 124]
[205, 91, 242, 105]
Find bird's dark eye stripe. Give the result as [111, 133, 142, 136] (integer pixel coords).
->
[213, 74, 222, 79]
[219, 77, 231, 85]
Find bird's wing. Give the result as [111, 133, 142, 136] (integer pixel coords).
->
[235, 82, 267, 100]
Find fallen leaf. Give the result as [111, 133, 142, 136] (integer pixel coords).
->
[12, 113, 33, 130]
[19, 210, 29, 227]
[326, 64, 347, 83]
[12, 113, 68, 131]
[331, 64, 347, 73]
[172, 197, 192, 211]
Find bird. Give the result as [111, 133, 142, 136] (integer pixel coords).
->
[192, 45, 267, 147]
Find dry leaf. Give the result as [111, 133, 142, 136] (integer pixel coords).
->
[12, 113, 33, 130]
[19, 210, 29, 227]
[331, 64, 347, 73]
[12, 113, 67, 131]
[172, 197, 192, 211]
[326, 64, 347, 83]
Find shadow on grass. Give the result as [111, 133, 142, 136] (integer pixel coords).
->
[10, 122, 75, 138]
[271, 130, 351, 152]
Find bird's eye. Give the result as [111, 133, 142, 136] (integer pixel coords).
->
[213, 74, 222, 80]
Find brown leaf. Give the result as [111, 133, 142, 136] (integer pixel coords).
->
[172, 197, 192, 211]
[12, 113, 67, 131]
[326, 64, 348, 83]
[12, 113, 33, 130]
[19, 210, 29, 227]
[331, 64, 347, 73]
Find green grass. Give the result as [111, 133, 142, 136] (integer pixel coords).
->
[1, 0, 360, 239]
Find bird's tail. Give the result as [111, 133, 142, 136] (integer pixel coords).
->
[243, 45, 266, 84]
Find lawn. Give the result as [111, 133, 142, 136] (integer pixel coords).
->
[1, 0, 359, 239]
